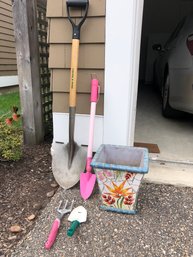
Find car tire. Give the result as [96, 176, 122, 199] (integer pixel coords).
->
[162, 74, 179, 118]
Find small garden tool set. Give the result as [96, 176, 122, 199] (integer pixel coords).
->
[45, 0, 149, 251]
[46, 0, 98, 250]
[45, 199, 87, 250]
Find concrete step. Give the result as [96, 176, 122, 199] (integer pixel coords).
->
[144, 159, 193, 188]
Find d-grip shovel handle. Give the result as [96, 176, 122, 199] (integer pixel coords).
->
[45, 218, 60, 250]
[67, 220, 80, 237]
[66, 0, 88, 7]
[66, 0, 89, 39]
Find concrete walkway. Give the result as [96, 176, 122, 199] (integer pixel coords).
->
[145, 159, 193, 188]
[11, 183, 193, 257]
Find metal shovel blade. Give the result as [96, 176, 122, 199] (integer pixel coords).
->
[80, 172, 96, 200]
[51, 142, 86, 190]
[68, 106, 76, 169]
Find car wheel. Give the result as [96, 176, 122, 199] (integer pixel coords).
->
[162, 74, 179, 118]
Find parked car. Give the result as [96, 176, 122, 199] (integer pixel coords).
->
[153, 14, 193, 118]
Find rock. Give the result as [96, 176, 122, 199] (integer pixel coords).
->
[46, 190, 55, 198]
[50, 182, 58, 188]
[27, 214, 36, 221]
[8, 235, 17, 240]
[9, 225, 21, 233]
[33, 203, 42, 211]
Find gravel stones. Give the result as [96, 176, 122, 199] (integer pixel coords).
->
[46, 190, 55, 198]
[10, 183, 193, 257]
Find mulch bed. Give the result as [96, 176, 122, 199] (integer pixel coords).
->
[0, 139, 58, 256]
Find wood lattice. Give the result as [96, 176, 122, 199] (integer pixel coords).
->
[37, 1, 52, 135]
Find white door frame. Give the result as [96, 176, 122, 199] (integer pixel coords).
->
[104, 0, 144, 146]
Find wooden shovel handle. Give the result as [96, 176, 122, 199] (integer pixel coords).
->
[69, 39, 80, 107]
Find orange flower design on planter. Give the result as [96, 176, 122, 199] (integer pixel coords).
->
[103, 180, 134, 208]
[104, 180, 132, 198]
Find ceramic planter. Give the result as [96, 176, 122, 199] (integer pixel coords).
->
[91, 144, 149, 214]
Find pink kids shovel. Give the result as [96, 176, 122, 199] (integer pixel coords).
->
[80, 77, 99, 200]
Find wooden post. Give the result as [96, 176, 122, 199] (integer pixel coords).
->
[12, 0, 44, 144]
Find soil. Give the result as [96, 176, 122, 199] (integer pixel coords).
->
[0, 139, 58, 256]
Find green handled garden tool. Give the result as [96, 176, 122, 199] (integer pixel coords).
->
[67, 206, 87, 237]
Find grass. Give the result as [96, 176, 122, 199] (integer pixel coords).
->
[0, 91, 22, 128]
[0, 91, 21, 117]
[0, 91, 23, 161]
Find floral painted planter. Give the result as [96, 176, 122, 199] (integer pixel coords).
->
[91, 144, 149, 214]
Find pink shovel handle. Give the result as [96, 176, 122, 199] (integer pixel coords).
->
[90, 78, 99, 103]
[86, 157, 92, 173]
[87, 78, 99, 172]
[45, 218, 60, 250]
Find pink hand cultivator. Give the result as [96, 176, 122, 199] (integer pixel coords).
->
[45, 199, 74, 250]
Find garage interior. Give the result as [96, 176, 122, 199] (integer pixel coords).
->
[134, 0, 193, 165]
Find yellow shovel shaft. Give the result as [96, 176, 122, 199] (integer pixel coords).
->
[69, 39, 80, 107]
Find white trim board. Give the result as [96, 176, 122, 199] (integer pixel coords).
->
[104, 0, 144, 146]
[0, 76, 18, 87]
[53, 112, 104, 151]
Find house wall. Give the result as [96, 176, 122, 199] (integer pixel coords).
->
[47, 0, 105, 148]
[47, 0, 144, 148]
[0, 0, 17, 76]
[47, 0, 105, 115]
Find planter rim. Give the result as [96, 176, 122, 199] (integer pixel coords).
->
[100, 205, 137, 214]
[91, 144, 149, 174]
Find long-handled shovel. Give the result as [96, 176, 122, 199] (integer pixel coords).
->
[51, 0, 89, 189]
[80, 77, 99, 200]
[66, 0, 89, 169]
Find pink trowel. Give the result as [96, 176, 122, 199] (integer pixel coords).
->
[80, 77, 99, 200]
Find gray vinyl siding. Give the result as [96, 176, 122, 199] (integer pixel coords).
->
[0, 0, 17, 76]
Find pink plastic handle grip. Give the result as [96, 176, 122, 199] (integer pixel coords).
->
[45, 218, 60, 250]
[90, 79, 99, 102]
